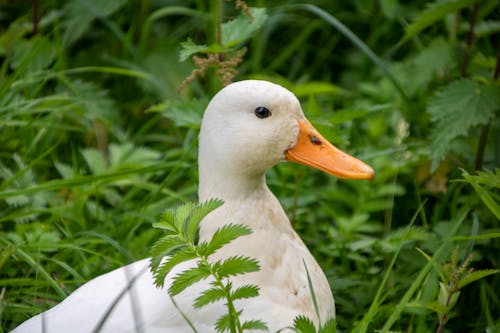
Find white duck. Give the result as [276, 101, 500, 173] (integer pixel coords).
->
[12, 80, 374, 333]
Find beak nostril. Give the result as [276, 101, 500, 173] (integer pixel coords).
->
[309, 135, 322, 146]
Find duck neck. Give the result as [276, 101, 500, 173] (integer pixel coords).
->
[198, 163, 268, 203]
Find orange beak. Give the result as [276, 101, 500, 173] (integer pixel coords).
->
[285, 120, 375, 180]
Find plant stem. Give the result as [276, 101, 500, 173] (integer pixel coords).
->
[460, 2, 479, 77]
[215, 0, 225, 62]
[474, 38, 499, 170]
[32, 0, 40, 35]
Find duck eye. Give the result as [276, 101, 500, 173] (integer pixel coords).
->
[255, 106, 271, 119]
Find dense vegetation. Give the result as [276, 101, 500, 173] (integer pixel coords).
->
[1, 0, 499, 332]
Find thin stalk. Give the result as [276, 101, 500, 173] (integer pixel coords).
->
[460, 2, 479, 77]
[474, 33, 499, 170]
[215, 0, 224, 62]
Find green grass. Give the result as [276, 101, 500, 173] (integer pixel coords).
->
[1, 1, 499, 332]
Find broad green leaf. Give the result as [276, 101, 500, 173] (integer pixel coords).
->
[193, 286, 226, 308]
[241, 320, 268, 331]
[428, 79, 500, 170]
[63, 0, 127, 46]
[151, 98, 207, 129]
[185, 199, 224, 241]
[457, 269, 500, 289]
[216, 256, 260, 278]
[201, 223, 252, 257]
[403, 0, 477, 41]
[293, 315, 316, 333]
[292, 82, 348, 98]
[231, 284, 260, 300]
[169, 264, 211, 296]
[222, 8, 268, 47]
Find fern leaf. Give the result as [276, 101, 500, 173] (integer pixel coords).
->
[319, 318, 337, 333]
[215, 313, 232, 333]
[293, 315, 316, 333]
[201, 223, 252, 256]
[403, 0, 477, 41]
[457, 269, 500, 289]
[241, 320, 268, 331]
[231, 284, 259, 300]
[153, 208, 176, 231]
[216, 256, 260, 279]
[427, 79, 500, 170]
[184, 199, 224, 241]
[169, 264, 211, 296]
[153, 247, 196, 287]
[174, 201, 196, 233]
[150, 235, 185, 269]
[193, 286, 226, 308]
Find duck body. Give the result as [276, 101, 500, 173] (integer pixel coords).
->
[12, 80, 373, 333]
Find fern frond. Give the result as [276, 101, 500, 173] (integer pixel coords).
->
[153, 247, 196, 287]
[215, 255, 260, 279]
[293, 315, 316, 333]
[231, 284, 259, 300]
[241, 319, 268, 331]
[193, 286, 226, 308]
[184, 199, 224, 241]
[201, 223, 252, 256]
[169, 263, 211, 296]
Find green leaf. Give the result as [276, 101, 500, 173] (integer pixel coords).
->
[319, 318, 337, 333]
[193, 286, 226, 308]
[231, 284, 260, 301]
[150, 235, 185, 269]
[174, 201, 196, 235]
[461, 169, 500, 219]
[427, 79, 500, 170]
[179, 39, 223, 62]
[201, 224, 252, 257]
[403, 0, 477, 41]
[222, 8, 268, 47]
[293, 315, 316, 333]
[241, 320, 268, 331]
[169, 264, 211, 296]
[457, 269, 500, 289]
[185, 199, 224, 241]
[215, 312, 238, 333]
[153, 247, 196, 287]
[216, 256, 260, 279]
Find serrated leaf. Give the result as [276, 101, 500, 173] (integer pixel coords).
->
[169, 264, 211, 296]
[231, 284, 259, 300]
[193, 286, 226, 308]
[319, 318, 337, 333]
[174, 202, 196, 234]
[216, 256, 260, 279]
[222, 8, 267, 47]
[201, 224, 252, 257]
[154, 208, 176, 230]
[457, 269, 500, 289]
[241, 320, 268, 331]
[215, 313, 233, 333]
[403, 0, 477, 41]
[428, 79, 500, 170]
[293, 315, 316, 333]
[153, 247, 196, 287]
[185, 199, 224, 242]
[150, 235, 185, 269]
[179, 39, 223, 61]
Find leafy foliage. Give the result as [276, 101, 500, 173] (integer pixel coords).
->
[1, 0, 499, 332]
[427, 79, 500, 169]
[150, 200, 267, 332]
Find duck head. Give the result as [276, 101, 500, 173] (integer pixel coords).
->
[198, 80, 374, 201]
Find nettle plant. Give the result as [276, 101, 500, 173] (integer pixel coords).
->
[150, 200, 336, 333]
